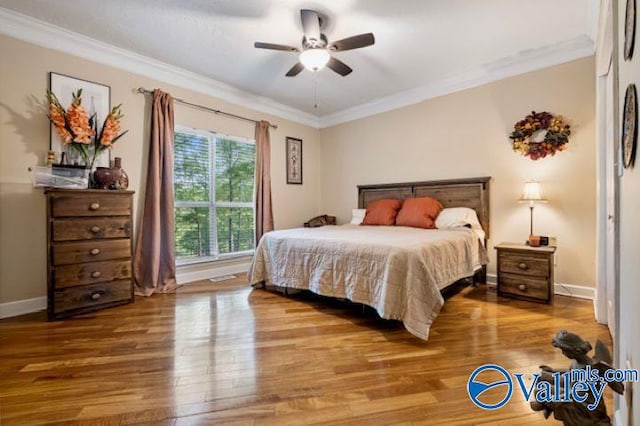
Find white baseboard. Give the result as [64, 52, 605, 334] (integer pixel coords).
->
[176, 262, 251, 285]
[553, 282, 595, 300]
[485, 273, 595, 300]
[0, 267, 592, 319]
[0, 296, 46, 319]
[0, 262, 251, 319]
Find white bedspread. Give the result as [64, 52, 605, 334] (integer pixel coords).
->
[248, 225, 487, 340]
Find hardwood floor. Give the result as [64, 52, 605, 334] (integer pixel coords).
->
[0, 276, 612, 425]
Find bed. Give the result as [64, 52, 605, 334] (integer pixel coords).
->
[248, 177, 490, 340]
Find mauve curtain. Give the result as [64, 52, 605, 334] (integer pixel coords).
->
[255, 120, 274, 243]
[133, 89, 179, 296]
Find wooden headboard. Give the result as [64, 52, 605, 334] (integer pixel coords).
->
[357, 177, 491, 238]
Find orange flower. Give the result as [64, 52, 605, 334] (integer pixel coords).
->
[48, 102, 72, 143]
[99, 105, 125, 147]
[66, 90, 95, 144]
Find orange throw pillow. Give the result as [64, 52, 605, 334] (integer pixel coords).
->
[395, 197, 443, 229]
[361, 199, 403, 226]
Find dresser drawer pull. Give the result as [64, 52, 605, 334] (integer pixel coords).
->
[89, 202, 100, 211]
[518, 284, 527, 291]
[90, 226, 101, 233]
[91, 271, 102, 278]
[91, 292, 102, 300]
[518, 262, 528, 270]
[89, 248, 101, 256]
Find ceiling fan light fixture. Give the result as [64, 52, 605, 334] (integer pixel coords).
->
[299, 48, 330, 71]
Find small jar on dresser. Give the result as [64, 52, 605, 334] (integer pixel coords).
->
[45, 188, 135, 319]
[494, 242, 557, 304]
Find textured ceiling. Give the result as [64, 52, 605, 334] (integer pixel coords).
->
[0, 0, 597, 119]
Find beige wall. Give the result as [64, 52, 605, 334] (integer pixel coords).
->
[0, 32, 598, 306]
[615, 0, 639, 422]
[0, 34, 321, 304]
[320, 57, 597, 287]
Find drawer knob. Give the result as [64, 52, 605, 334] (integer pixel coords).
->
[518, 262, 528, 270]
[89, 248, 100, 256]
[518, 284, 527, 291]
[90, 226, 101, 233]
[91, 271, 102, 278]
[89, 202, 100, 211]
[91, 292, 101, 300]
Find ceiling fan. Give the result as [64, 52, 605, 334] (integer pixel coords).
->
[254, 9, 375, 77]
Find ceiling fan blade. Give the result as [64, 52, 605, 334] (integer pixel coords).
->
[285, 62, 305, 77]
[254, 41, 299, 52]
[300, 9, 321, 45]
[329, 33, 375, 52]
[326, 57, 352, 76]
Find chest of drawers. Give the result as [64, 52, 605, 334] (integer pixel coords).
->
[495, 243, 556, 304]
[45, 188, 135, 319]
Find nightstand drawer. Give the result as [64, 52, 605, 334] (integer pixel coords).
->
[499, 251, 549, 278]
[54, 260, 132, 288]
[51, 192, 132, 217]
[499, 273, 550, 302]
[52, 218, 131, 241]
[52, 280, 132, 315]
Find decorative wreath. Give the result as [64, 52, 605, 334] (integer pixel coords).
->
[509, 111, 571, 160]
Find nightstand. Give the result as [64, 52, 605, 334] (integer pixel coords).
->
[494, 243, 556, 304]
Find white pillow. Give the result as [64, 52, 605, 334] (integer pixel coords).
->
[350, 209, 366, 225]
[435, 207, 482, 230]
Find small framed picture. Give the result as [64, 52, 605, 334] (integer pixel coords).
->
[286, 137, 303, 185]
[49, 72, 111, 168]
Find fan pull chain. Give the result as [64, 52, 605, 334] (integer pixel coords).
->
[314, 74, 319, 109]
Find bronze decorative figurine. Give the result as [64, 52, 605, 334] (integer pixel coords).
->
[531, 330, 624, 425]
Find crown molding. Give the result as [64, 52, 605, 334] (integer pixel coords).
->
[1, 7, 596, 130]
[0, 7, 321, 128]
[319, 35, 595, 128]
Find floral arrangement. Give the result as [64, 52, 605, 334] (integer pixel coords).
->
[46, 89, 127, 169]
[509, 111, 571, 160]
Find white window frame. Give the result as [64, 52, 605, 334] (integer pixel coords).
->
[174, 125, 255, 266]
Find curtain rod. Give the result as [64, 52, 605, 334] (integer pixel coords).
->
[135, 88, 278, 130]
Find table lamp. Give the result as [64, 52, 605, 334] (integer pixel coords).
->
[519, 181, 547, 237]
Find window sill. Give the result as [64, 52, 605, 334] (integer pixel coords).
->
[176, 251, 254, 268]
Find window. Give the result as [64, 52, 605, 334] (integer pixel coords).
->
[173, 126, 255, 265]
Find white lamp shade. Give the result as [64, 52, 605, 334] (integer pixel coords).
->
[519, 181, 548, 203]
[300, 48, 330, 71]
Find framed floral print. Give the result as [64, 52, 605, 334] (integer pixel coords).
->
[286, 137, 302, 184]
[49, 72, 111, 168]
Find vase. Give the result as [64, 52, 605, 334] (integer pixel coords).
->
[92, 157, 129, 190]
[111, 157, 129, 190]
[92, 166, 113, 189]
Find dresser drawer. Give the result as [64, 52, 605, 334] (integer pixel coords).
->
[54, 260, 131, 288]
[51, 192, 132, 217]
[52, 217, 131, 241]
[499, 251, 549, 278]
[52, 280, 132, 315]
[53, 239, 131, 266]
[499, 273, 550, 302]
